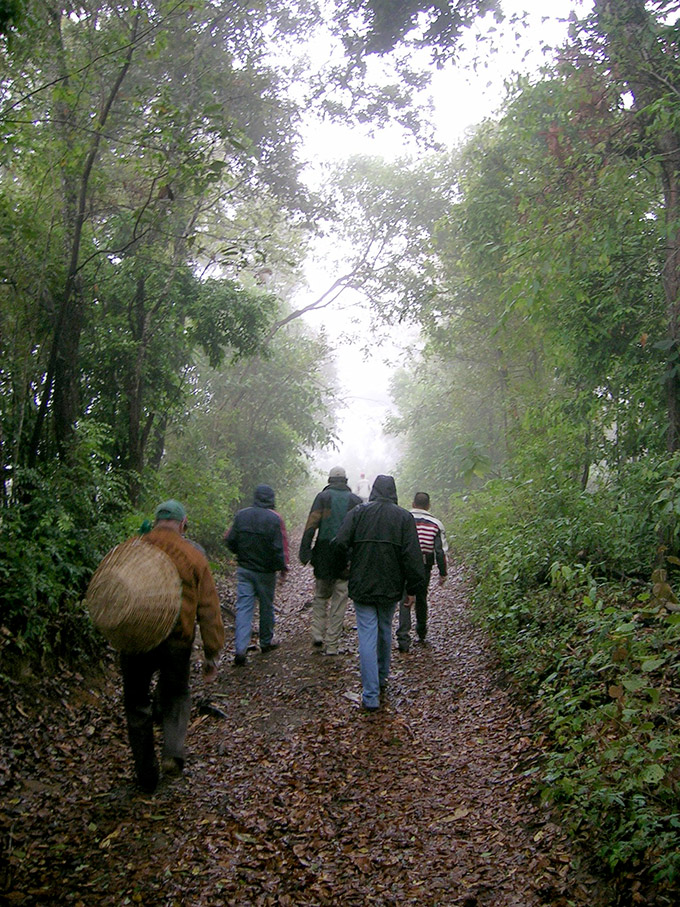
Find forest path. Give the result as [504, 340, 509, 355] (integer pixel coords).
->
[1, 562, 611, 906]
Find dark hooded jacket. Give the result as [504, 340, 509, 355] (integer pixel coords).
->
[224, 484, 289, 574]
[332, 475, 425, 606]
[299, 477, 362, 580]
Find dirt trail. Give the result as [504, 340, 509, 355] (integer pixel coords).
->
[1, 563, 612, 906]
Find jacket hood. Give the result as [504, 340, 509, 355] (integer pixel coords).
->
[253, 484, 276, 508]
[369, 475, 398, 504]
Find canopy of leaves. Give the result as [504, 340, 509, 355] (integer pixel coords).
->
[336, 0, 502, 61]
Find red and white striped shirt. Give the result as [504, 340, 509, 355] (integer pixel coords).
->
[411, 508, 448, 555]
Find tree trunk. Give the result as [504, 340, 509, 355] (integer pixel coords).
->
[27, 7, 139, 465]
[659, 139, 680, 451]
[126, 277, 151, 505]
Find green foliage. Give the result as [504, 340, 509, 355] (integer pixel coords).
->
[335, 0, 501, 60]
[651, 451, 680, 550]
[78, 259, 279, 486]
[1, 0, 319, 471]
[0, 0, 24, 35]
[325, 153, 455, 324]
[151, 432, 242, 556]
[157, 322, 338, 553]
[0, 426, 129, 658]
[0, 0, 347, 657]
[449, 454, 680, 890]
[477, 574, 680, 887]
[372, 28, 680, 887]
[191, 281, 277, 367]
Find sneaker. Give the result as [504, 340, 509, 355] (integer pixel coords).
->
[260, 642, 280, 653]
[234, 653, 247, 666]
[161, 756, 184, 778]
[397, 645, 410, 653]
[361, 701, 380, 712]
[415, 638, 430, 647]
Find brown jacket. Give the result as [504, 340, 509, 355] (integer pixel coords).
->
[143, 527, 224, 660]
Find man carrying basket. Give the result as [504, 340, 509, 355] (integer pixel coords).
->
[88, 499, 224, 793]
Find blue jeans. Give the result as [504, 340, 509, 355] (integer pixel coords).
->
[234, 567, 277, 656]
[354, 601, 397, 708]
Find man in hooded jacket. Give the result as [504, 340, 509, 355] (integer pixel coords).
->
[225, 484, 289, 666]
[332, 475, 425, 710]
[299, 466, 362, 655]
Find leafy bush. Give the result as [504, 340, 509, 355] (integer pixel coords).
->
[0, 430, 130, 661]
[452, 462, 680, 894]
[515, 585, 680, 887]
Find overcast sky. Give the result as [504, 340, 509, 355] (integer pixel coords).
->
[297, 0, 592, 491]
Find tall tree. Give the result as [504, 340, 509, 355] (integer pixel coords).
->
[585, 0, 680, 448]
[366, 68, 666, 496]
[1, 0, 314, 475]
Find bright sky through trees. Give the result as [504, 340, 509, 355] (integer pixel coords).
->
[299, 0, 592, 488]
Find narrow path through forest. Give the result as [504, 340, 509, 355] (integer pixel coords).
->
[1, 560, 613, 906]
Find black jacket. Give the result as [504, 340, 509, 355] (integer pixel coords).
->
[224, 484, 289, 574]
[299, 479, 362, 580]
[332, 475, 425, 606]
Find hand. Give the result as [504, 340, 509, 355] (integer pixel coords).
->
[438, 575, 447, 587]
[203, 660, 218, 683]
[404, 595, 415, 609]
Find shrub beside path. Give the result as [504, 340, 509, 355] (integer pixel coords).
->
[1, 561, 612, 906]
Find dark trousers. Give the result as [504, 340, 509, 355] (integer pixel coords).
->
[396, 563, 433, 649]
[120, 640, 192, 784]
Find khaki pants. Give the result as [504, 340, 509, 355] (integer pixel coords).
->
[311, 577, 349, 654]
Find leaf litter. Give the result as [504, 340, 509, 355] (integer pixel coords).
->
[0, 560, 612, 906]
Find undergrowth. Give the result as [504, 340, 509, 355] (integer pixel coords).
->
[452, 466, 680, 901]
[489, 578, 680, 889]
[0, 451, 127, 662]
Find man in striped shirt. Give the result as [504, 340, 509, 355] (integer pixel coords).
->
[396, 492, 448, 652]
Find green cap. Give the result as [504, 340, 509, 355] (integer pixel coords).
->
[155, 499, 186, 522]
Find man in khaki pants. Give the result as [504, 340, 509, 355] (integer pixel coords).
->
[299, 467, 362, 655]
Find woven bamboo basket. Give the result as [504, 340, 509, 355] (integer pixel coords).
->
[85, 537, 182, 654]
